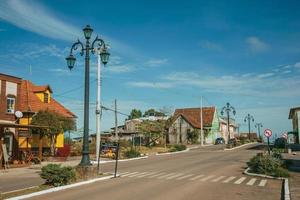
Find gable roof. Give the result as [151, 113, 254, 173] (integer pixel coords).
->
[173, 107, 216, 128]
[19, 80, 76, 118]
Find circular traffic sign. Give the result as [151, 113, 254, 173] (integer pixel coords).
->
[264, 129, 272, 138]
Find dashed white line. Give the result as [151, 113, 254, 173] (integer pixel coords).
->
[137, 172, 157, 178]
[122, 172, 139, 177]
[211, 176, 226, 182]
[166, 173, 185, 180]
[258, 179, 267, 187]
[246, 178, 257, 186]
[200, 175, 215, 182]
[148, 172, 166, 178]
[129, 172, 147, 177]
[222, 176, 236, 183]
[234, 177, 247, 184]
[189, 174, 205, 181]
[176, 174, 194, 180]
[157, 173, 177, 179]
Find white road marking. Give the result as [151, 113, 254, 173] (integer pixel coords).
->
[148, 172, 166, 178]
[120, 172, 130, 175]
[189, 174, 205, 181]
[137, 172, 157, 178]
[246, 178, 257, 186]
[200, 175, 215, 182]
[129, 172, 147, 177]
[166, 173, 185, 180]
[176, 174, 194, 180]
[222, 176, 236, 183]
[157, 173, 177, 179]
[122, 172, 139, 177]
[211, 176, 226, 182]
[234, 177, 247, 184]
[258, 179, 267, 187]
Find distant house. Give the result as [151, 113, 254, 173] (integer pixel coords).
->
[219, 117, 238, 142]
[168, 107, 219, 144]
[289, 107, 300, 144]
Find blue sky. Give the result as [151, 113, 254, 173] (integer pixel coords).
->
[1, 0, 300, 139]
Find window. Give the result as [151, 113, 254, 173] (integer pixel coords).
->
[7, 97, 15, 113]
[44, 93, 49, 103]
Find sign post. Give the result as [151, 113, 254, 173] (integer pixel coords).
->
[264, 129, 272, 154]
[114, 142, 120, 178]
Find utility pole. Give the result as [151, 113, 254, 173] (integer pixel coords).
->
[114, 99, 118, 139]
[95, 49, 101, 162]
[200, 97, 204, 146]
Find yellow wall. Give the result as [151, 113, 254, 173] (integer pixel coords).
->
[35, 89, 51, 103]
[18, 131, 64, 148]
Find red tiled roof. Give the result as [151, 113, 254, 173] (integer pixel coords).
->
[173, 107, 216, 128]
[19, 80, 76, 118]
[32, 85, 53, 93]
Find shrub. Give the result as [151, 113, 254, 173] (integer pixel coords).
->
[123, 148, 141, 158]
[247, 153, 289, 177]
[274, 138, 287, 149]
[40, 164, 76, 186]
[169, 144, 186, 152]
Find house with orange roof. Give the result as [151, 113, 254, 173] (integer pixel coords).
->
[168, 107, 220, 144]
[17, 80, 76, 153]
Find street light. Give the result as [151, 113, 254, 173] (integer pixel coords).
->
[255, 123, 263, 139]
[221, 102, 236, 144]
[244, 114, 254, 140]
[66, 25, 110, 166]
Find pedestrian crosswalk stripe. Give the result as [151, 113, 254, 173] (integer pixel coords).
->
[148, 172, 166, 178]
[157, 173, 177, 179]
[223, 176, 236, 183]
[246, 178, 257, 186]
[176, 174, 194, 180]
[258, 179, 267, 187]
[189, 174, 205, 181]
[137, 172, 157, 178]
[200, 175, 214, 182]
[234, 177, 247, 184]
[166, 173, 185, 180]
[120, 172, 130, 175]
[211, 176, 226, 182]
[130, 172, 147, 177]
[122, 172, 139, 177]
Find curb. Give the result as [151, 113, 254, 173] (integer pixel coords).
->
[243, 167, 290, 200]
[224, 142, 257, 151]
[6, 175, 117, 200]
[91, 156, 148, 164]
[155, 149, 190, 156]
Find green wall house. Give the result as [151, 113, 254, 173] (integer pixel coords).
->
[168, 107, 220, 144]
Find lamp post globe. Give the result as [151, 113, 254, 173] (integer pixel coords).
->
[83, 25, 93, 40]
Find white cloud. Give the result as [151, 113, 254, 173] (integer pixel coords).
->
[146, 58, 168, 67]
[246, 36, 269, 53]
[106, 64, 135, 73]
[294, 62, 300, 68]
[127, 81, 174, 89]
[200, 40, 222, 51]
[256, 73, 274, 78]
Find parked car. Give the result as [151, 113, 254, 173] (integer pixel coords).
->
[215, 137, 225, 144]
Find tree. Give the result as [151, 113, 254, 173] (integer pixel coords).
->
[31, 110, 76, 159]
[143, 108, 166, 117]
[128, 109, 142, 120]
[187, 129, 199, 144]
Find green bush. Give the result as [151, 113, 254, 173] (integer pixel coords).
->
[169, 144, 186, 152]
[40, 164, 76, 186]
[123, 148, 141, 158]
[247, 153, 289, 177]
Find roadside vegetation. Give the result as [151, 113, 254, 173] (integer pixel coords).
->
[40, 164, 76, 186]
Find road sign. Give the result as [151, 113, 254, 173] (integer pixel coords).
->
[264, 129, 272, 138]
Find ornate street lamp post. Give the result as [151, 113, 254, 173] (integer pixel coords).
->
[221, 102, 236, 144]
[244, 114, 254, 140]
[66, 25, 110, 166]
[255, 123, 263, 139]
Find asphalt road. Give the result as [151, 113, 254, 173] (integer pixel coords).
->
[29, 144, 282, 200]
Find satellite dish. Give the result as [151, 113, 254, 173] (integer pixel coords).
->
[15, 111, 23, 119]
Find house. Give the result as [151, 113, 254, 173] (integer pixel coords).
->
[168, 107, 219, 144]
[17, 80, 76, 153]
[289, 107, 300, 144]
[0, 73, 22, 162]
[219, 116, 238, 142]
